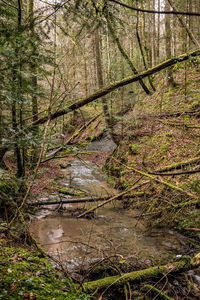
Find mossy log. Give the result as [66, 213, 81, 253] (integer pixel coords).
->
[82, 253, 200, 293]
[160, 120, 200, 129]
[33, 49, 200, 126]
[156, 156, 200, 173]
[58, 187, 87, 197]
[118, 163, 199, 203]
[138, 109, 200, 120]
[77, 177, 145, 218]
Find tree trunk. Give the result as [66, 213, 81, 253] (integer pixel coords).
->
[167, 0, 200, 48]
[165, 0, 177, 87]
[104, 9, 152, 95]
[94, 28, 119, 145]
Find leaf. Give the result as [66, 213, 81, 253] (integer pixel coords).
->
[10, 283, 17, 290]
[23, 293, 30, 298]
[12, 254, 22, 262]
[119, 260, 126, 264]
[7, 268, 12, 273]
[35, 271, 41, 276]
[30, 293, 37, 299]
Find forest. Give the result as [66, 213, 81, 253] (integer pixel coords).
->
[0, 0, 200, 299]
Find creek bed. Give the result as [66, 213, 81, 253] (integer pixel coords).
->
[29, 159, 191, 272]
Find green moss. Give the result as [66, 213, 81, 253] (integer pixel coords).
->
[58, 187, 87, 196]
[129, 144, 140, 155]
[0, 246, 89, 299]
[0, 176, 19, 207]
[83, 265, 167, 293]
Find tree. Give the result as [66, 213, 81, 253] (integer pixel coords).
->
[165, 0, 177, 87]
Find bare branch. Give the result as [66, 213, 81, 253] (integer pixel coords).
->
[109, 0, 200, 17]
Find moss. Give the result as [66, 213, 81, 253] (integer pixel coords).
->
[0, 245, 89, 299]
[0, 176, 20, 208]
[58, 187, 87, 196]
[83, 265, 167, 293]
[129, 144, 140, 155]
[58, 162, 71, 169]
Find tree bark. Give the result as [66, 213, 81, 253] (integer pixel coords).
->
[94, 28, 119, 144]
[165, 0, 177, 87]
[28, 0, 39, 168]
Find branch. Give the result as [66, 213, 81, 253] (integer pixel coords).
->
[149, 169, 200, 176]
[109, 0, 200, 17]
[33, 49, 200, 126]
[28, 192, 144, 206]
[77, 178, 148, 218]
[114, 159, 199, 203]
[156, 156, 200, 173]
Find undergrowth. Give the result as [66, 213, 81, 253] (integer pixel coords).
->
[0, 246, 89, 300]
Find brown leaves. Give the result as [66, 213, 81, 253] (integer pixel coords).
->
[7, 268, 12, 273]
[23, 292, 37, 299]
[12, 254, 23, 262]
[10, 283, 17, 291]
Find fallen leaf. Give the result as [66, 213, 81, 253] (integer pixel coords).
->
[23, 293, 30, 298]
[12, 254, 22, 262]
[35, 271, 41, 276]
[10, 283, 17, 290]
[61, 285, 69, 292]
[30, 292, 37, 299]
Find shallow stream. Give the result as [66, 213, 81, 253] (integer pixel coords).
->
[29, 158, 191, 272]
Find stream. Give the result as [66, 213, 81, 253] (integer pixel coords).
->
[29, 157, 191, 273]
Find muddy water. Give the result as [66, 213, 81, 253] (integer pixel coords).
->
[30, 159, 189, 272]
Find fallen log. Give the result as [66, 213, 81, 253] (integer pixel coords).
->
[115, 160, 199, 203]
[156, 155, 200, 173]
[149, 168, 200, 176]
[28, 197, 112, 206]
[137, 109, 200, 120]
[82, 253, 200, 293]
[159, 120, 200, 129]
[28, 191, 146, 206]
[77, 177, 147, 218]
[33, 49, 200, 126]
